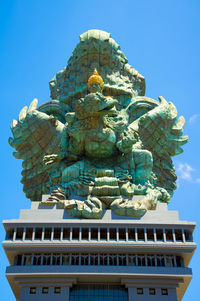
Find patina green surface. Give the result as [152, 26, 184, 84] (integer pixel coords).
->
[9, 30, 188, 218]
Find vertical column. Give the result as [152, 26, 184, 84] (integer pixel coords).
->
[21, 254, 25, 266]
[13, 227, 16, 241]
[107, 227, 110, 241]
[22, 227, 26, 241]
[135, 228, 138, 242]
[41, 254, 44, 265]
[163, 228, 167, 243]
[61, 227, 63, 241]
[182, 229, 186, 243]
[66, 287, 70, 301]
[128, 287, 134, 301]
[135, 255, 138, 266]
[98, 228, 100, 241]
[172, 229, 176, 243]
[116, 228, 119, 242]
[41, 227, 45, 241]
[88, 227, 91, 241]
[51, 227, 54, 241]
[145, 254, 148, 266]
[153, 228, 157, 242]
[126, 254, 129, 266]
[32, 227, 35, 241]
[173, 256, 177, 267]
[79, 227, 82, 241]
[70, 227, 72, 241]
[126, 228, 128, 242]
[144, 228, 147, 242]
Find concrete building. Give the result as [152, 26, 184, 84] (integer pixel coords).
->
[3, 196, 196, 301]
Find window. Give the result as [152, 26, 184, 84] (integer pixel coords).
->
[25, 228, 33, 240]
[54, 287, 61, 294]
[30, 287, 36, 294]
[82, 228, 89, 240]
[63, 228, 70, 239]
[35, 228, 42, 240]
[149, 288, 155, 295]
[165, 229, 173, 241]
[6, 228, 14, 240]
[147, 229, 154, 241]
[137, 228, 144, 240]
[119, 228, 126, 240]
[175, 229, 183, 241]
[128, 228, 135, 240]
[54, 228, 61, 240]
[44, 228, 51, 239]
[91, 228, 98, 240]
[16, 228, 24, 240]
[161, 288, 168, 295]
[156, 229, 163, 241]
[137, 288, 143, 295]
[109, 228, 117, 240]
[42, 287, 48, 294]
[72, 228, 79, 239]
[184, 230, 192, 241]
[100, 228, 107, 240]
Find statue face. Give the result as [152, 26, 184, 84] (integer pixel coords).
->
[89, 82, 102, 93]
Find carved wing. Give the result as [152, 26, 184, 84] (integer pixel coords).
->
[129, 96, 188, 197]
[9, 99, 65, 201]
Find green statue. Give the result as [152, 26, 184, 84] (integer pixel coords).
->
[9, 30, 188, 218]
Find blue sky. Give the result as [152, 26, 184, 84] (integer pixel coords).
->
[1, 0, 200, 300]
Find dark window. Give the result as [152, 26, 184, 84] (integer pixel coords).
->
[149, 288, 155, 295]
[91, 228, 98, 240]
[128, 228, 135, 240]
[82, 228, 89, 240]
[44, 228, 51, 239]
[109, 228, 117, 240]
[147, 229, 154, 240]
[30, 287, 36, 294]
[42, 287, 48, 294]
[16, 228, 24, 240]
[35, 228, 42, 240]
[100, 228, 107, 240]
[16, 255, 22, 265]
[54, 287, 61, 294]
[137, 288, 143, 295]
[175, 229, 183, 241]
[25, 228, 33, 240]
[6, 228, 14, 240]
[137, 228, 144, 240]
[72, 228, 79, 239]
[54, 228, 61, 240]
[119, 228, 126, 240]
[165, 229, 173, 241]
[184, 230, 192, 241]
[161, 288, 168, 295]
[156, 229, 163, 241]
[176, 256, 182, 267]
[63, 228, 70, 239]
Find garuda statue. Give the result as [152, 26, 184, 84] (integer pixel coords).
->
[9, 30, 188, 219]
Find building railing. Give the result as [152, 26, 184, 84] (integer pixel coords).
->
[14, 253, 183, 268]
[5, 225, 193, 243]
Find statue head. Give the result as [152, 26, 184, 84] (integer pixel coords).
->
[88, 69, 104, 93]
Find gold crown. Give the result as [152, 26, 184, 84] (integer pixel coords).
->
[88, 69, 104, 89]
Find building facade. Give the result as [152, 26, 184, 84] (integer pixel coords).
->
[3, 198, 196, 301]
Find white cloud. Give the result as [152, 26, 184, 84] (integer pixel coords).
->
[177, 163, 194, 181]
[189, 114, 200, 124]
